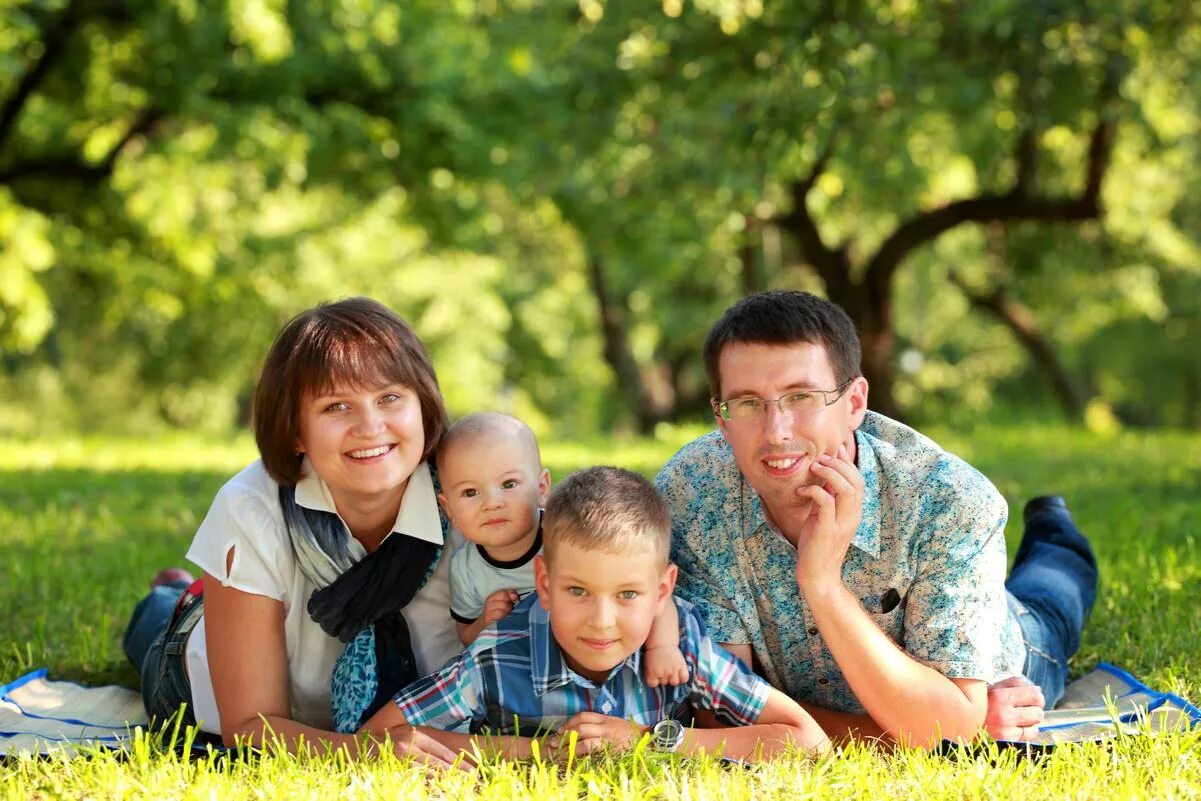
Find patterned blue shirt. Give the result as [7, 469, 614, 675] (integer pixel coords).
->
[656, 411, 1026, 716]
[388, 595, 771, 736]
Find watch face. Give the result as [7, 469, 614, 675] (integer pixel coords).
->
[652, 719, 685, 751]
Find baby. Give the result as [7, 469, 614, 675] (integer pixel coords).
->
[438, 412, 687, 686]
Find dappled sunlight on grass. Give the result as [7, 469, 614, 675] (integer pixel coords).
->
[0, 433, 258, 473]
[2, 423, 1201, 797]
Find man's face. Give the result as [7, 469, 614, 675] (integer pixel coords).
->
[714, 341, 868, 531]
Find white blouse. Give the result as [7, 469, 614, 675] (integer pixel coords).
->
[184, 459, 462, 734]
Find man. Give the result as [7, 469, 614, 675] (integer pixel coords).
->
[656, 290, 1098, 746]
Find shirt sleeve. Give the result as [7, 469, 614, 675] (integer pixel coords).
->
[656, 450, 751, 646]
[185, 469, 290, 600]
[902, 460, 1012, 682]
[449, 544, 482, 623]
[391, 650, 485, 733]
[679, 602, 770, 726]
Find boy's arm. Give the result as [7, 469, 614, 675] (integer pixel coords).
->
[360, 697, 543, 761]
[715, 642, 886, 743]
[642, 597, 688, 687]
[555, 707, 828, 762]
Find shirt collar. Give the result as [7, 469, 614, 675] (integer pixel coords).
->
[294, 459, 444, 547]
[849, 427, 882, 558]
[527, 600, 641, 697]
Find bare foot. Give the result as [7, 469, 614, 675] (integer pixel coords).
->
[151, 568, 195, 589]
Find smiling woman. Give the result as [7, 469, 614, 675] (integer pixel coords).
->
[119, 298, 464, 764]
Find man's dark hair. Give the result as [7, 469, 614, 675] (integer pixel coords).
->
[702, 291, 862, 399]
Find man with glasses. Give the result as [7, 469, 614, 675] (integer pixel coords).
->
[656, 291, 1097, 747]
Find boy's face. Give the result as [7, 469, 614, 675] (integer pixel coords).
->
[533, 538, 676, 685]
[437, 429, 550, 556]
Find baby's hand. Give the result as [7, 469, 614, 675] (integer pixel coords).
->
[480, 589, 520, 626]
[642, 644, 688, 688]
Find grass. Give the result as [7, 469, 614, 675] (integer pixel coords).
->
[2, 421, 1201, 799]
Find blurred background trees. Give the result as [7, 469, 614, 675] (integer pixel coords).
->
[2, 0, 1198, 438]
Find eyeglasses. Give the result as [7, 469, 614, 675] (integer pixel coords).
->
[712, 379, 854, 422]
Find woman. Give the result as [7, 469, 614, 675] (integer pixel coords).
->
[122, 297, 463, 763]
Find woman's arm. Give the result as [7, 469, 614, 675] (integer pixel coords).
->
[202, 573, 458, 765]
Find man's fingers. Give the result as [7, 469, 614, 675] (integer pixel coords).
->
[991, 674, 1035, 689]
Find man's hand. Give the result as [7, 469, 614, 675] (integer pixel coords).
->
[984, 675, 1045, 741]
[793, 444, 864, 595]
[480, 589, 520, 626]
[643, 644, 689, 688]
[549, 712, 645, 755]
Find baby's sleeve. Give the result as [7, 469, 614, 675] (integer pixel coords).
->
[449, 544, 482, 623]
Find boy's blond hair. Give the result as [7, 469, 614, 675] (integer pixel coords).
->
[542, 466, 671, 568]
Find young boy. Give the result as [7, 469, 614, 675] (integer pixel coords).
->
[356, 466, 829, 761]
[438, 413, 687, 684]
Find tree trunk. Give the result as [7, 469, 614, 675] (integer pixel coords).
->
[585, 253, 665, 434]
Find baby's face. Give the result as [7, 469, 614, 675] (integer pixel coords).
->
[437, 431, 549, 551]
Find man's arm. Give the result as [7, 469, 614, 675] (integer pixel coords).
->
[712, 643, 885, 743]
[804, 581, 988, 747]
[794, 452, 997, 747]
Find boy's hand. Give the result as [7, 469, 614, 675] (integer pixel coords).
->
[551, 712, 645, 754]
[480, 589, 520, 626]
[643, 644, 688, 687]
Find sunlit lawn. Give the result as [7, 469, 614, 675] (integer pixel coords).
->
[3, 422, 1201, 799]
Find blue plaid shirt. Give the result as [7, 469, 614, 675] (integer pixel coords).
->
[391, 595, 771, 736]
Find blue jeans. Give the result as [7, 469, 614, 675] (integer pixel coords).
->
[122, 581, 200, 727]
[1005, 504, 1098, 708]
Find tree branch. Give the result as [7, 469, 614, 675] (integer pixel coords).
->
[0, 1, 82, 152]
[774, 138, 856, 302]
[948, 270, 1087, 419]
[0, 108, 164, 185]
[863, 119, 1115, 293]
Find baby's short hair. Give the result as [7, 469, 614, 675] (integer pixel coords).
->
[542, 466, 671, 567]
[437, 411, 541, 469]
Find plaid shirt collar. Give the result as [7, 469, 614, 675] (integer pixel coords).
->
[526, 599, 643, 697]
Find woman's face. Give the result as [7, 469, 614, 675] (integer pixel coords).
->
[296, 382, 425, 512]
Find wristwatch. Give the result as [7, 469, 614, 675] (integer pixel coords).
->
[651, 718, 685, 752]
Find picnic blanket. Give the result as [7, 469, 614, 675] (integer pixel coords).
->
[3, 663, 1199, 757]
[1003, 662, 1201, 747]
[1, 668, 149, 757]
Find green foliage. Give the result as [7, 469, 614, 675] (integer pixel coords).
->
[3, 426, 1201, 796]
[1, 1, 1200, 433]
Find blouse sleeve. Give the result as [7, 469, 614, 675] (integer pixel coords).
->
[185, 467, 292, 601]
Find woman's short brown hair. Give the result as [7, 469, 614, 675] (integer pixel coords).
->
[253, 297, 448, 486]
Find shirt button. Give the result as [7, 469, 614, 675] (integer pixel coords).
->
[601, 701, 613, 713]
[807, 627, 818, 636]
[817, 677, 829, 685]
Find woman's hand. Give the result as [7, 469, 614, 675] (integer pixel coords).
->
[382, 724, 468, 769]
